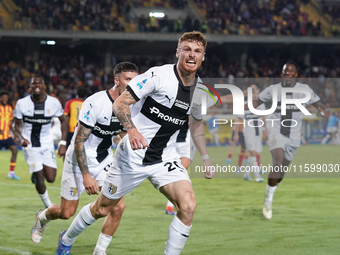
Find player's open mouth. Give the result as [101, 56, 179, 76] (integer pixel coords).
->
[35, 88, 40, 93]
[186, 60, 196, 66]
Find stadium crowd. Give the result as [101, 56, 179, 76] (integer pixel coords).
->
[193, 0, 323, 36]
[1, 47, 340, 109]
[12, 0, 126, 31]
[6, 0, 327, 36]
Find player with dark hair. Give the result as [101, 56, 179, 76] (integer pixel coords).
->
[31, 62, 139, 255]
[250, 61, 327, 219]
[14, 74, 68, 208]
[55, 31, 215, 255]
[0, 90, 20, 180]
[64, 87, 88, 148]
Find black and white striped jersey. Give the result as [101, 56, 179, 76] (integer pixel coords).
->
[66, 90, 125, 173]
[259, 82, 320, 144]
[14, 95, 63, 148]
[122, 64, 204, 165]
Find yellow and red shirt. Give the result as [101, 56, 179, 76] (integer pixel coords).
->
[0, 104, 13, 140]
[64, 98, 84, 132]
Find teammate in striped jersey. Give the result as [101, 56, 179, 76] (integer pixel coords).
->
[0, 90, 20, 180]
[14, 74, 68, 208]
[251, 61, 327, 219]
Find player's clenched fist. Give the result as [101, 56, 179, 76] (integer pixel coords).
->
[128, 128, 149, 150]
[83, 173, 99, 195]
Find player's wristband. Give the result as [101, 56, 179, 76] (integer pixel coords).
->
[201, 154, 209, 160]
[58, 140, 67, 146]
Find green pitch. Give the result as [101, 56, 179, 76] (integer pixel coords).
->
[0, 145, 339, 255]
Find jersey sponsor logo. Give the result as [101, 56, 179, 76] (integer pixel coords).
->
[84, 110, 90, 121]
[149, 106, 186, 125]
[69, 187, 77, 196]
[93, 125, 121, 136]
[23, 116, 51, 124]
[111, 116, 119, 122]
[174, 99, 189, 110]
[136, 79, 147, 89]
[108, 183, 117, 194]
[34, 110, 44, 115]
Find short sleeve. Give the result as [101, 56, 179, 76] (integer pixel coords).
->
[78, 97, 99, 129]
[54, 99, 64, 117]
[258, 86, 273, 103]
[14, 100, 22, 119]
[126, 67, 160, 101]
[306, 86, 320, 105]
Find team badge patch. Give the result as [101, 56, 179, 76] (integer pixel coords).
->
[69, 187, 77, 196]
[108, 183, 117, 195]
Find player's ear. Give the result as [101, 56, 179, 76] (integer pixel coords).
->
[114, 76, 119, 86]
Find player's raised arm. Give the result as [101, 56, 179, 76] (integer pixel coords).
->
[189, 115, 215, 179]
[112, 90, 149, 150]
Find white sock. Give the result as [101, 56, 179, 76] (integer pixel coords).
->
[38, 208, 50, 225]
[166, 200, 174, 208]
[95, 233, 112, 251]
[62, 203, 96, 246]
[164, 216, 191, 255]
[39, 190, 52, 208]
[248, 156, 261, 179]
[265, 184, 277, 204]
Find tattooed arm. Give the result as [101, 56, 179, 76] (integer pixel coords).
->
[74, 123, 99, 195]
[112, 90, 149, 150]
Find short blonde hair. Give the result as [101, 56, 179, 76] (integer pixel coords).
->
[178, 31, 207, 49]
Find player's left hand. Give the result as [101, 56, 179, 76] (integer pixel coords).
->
[57, 144, 67, 157]
[203, 159, 215, 179]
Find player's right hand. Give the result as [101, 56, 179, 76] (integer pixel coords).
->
[83, 173, 99, 195]
[128, 128, 149, 150]
[21, 138, 30, 147]
[203, 159, 216, 179]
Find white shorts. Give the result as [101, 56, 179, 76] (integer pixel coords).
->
[243, 126, 262, 153]
[326, 127, 338, 135]
[267, 133, 299, 161]
[61, 161, 111, 201]
[176, 137, 196, 162]
[102, 156, 191, 200]
[23, 146, 57, 173]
